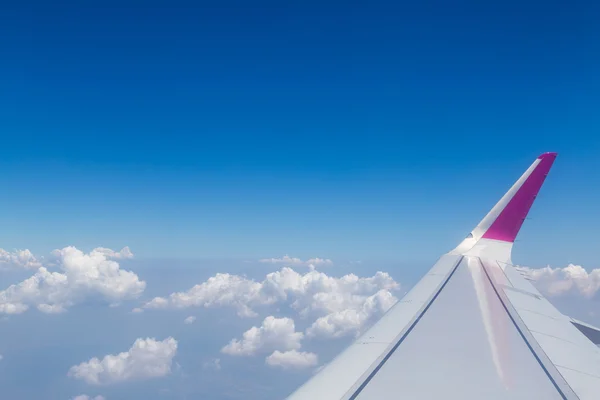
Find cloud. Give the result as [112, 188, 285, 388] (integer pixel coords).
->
[259, 255, 333, 268]
[143, 267, 399, 329]
[259, 255, 304, 265]
[68, 337, 177, 385]
[0, 246, 145, 315]
[265, 350, 318, 370]
[143, 273, 265, 317]
[222, 316, 303, 356]
[71, 395, 105, 400]
[521, 264, 600, 298]
[306, 258, 334, 267]
[306, 289, 397, 338]
[284, 270, 398, 317]
[89, 246, 134, 260]
[0, 249, 42, 270]
[183, 316, 196, 324]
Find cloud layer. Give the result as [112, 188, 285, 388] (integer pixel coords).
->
[140, 262, 401, 374]
[144, 266, 399, 338]
[68, 337, 178, 385]
[0, 246, 145, 314]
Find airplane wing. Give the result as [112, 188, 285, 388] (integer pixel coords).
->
[286, 152, 600, 400]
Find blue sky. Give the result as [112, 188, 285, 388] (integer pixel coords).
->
[0, 2, 600, 399]
[1, 0, 599, 266]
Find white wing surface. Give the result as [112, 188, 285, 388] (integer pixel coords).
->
[286, 152, 600, 400]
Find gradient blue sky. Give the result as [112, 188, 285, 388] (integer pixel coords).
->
[2, 0, 599, 268]
[1, 2, 600, 400]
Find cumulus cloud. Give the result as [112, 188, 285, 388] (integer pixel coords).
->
[88, 246, 134, 260]
[143, 273, 265, 317]
[184, 316, 196, 324]
[306, 289, 397, 338]
[0, 249, 42, 270]
[71, 395, 105, 400]
[0, 246, 145, 315]
[265, 350, 318, 370]
[143, 267, 399, 333]
[222, 316, 303, 356]
[520, 264, 600, 298]
[68, 337, 177, 385]
[259, 255, 333, 268]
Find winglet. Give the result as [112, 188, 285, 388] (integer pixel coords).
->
[468, 152, 557, 244]
[451, 152, 557, 261]
[480, 152, 557, 242]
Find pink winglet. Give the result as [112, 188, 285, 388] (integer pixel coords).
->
[482, 152, 557, 242]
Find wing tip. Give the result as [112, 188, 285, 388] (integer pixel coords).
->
[480, 152, 557, 243]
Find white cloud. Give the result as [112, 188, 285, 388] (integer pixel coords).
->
[145, 264, 399, 353]
[0, 249, 42, 270]
[37, 303, 67, 314]
[222, 316, 303, 356]
[521, 264, 600, 298]
[143, 267, 399, 329]
[0, 303, 28, 314]
[0, 246, 145, 315]
[143, 273, 265, 317]
[259, 255, 304, 265]
[283, 269, 398, 317]
[306, 258, 333, 267]
[0, 354, 3, 361]
[89, 246, 134, 260]
[184, 316, 196, 324]
[306, 289, 397, 338]
[265, 350, 318, 370]
[71, 395, 105, 400]
[68, 337, 177, 385]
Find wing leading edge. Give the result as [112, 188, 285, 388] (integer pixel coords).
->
[286, 153, 600, 400]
